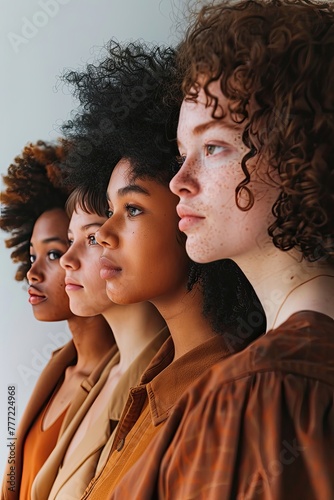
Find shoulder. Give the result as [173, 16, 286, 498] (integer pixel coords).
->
[158, 312, 334, 498]
[166, 310, 334, 449]
[111, 312, 334, 499]
[190, 310, 334, 394]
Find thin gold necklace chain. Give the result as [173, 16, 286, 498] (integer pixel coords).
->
[271, 274, 334, 329]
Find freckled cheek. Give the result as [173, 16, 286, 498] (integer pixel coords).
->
[203, 180, 236, 215]
[176, 159, 201, 189]
[201, 155, 239, 183]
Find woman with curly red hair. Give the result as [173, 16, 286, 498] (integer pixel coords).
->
[107, 1, 334, 498]
[0, 141, 115, 500]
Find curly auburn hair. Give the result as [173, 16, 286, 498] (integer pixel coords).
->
[1, 140, 70, 281]
[61, 39, 265, 338]
[178, 0, 334, 263]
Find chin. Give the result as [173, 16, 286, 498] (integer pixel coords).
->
[33, 314, 69, 322]
[69, 307, 92, 317]
[106, 290, 131, 305]
[185, 238, 216, 264]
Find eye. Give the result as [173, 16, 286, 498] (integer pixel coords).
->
[176, 154, 186, 165]
[205, 144, 226, 156]
[29, 255, 36, 264]
[88, 234, 99, 246]
[126, 204, 142, 217]
[172, 155, 186, 174]
[68, 238, 74, 246]
[48, 251, 63, 261]
[106, 209, 113, 218]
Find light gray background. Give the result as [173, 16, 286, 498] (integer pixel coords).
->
[0, 0, 184, 473]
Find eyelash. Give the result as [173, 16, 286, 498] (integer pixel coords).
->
[88, 234, 99, 246]
[29, 250, 63, 263]
[172, 155, 186, 173]
[105, 205, 142, 218]
[176, 154, 186, 164]
[48, 251, 63, 260]
[204, 144, 227, 156]
[125, 204, 142, 217]
[67, 236, 99, 246]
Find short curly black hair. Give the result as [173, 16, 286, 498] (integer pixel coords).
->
[61, 40, 181, 200]
[178, 0, 334, 264]
[1, 140, 70, 281]
[61, 39, 265, 339]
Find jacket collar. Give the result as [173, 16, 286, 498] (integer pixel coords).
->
[139, 334, 238, 425]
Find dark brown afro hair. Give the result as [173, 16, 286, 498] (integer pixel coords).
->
[1, 140, 70, 280]
[61, 40, 182, 205]
[178, 0, 334, 264]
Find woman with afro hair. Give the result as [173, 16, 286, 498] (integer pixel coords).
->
[0, 141, 115, 500]
[49, 39, 265, 498]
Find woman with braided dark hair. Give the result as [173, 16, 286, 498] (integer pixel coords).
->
[0, 141, 115, 500]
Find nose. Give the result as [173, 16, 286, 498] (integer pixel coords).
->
[26, 260, 43, 284]
[60, 246, 80, 270]
[169, 157, 200, 198]
[95, 219, 119, 249]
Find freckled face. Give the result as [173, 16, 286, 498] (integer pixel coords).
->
[60, 207, 112, 317]
[96, 159, 190, 305]
[26, 208, 74, 322]
[170, 84, 279, 264]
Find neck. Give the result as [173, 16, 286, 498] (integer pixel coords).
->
[153, 283, 216, 360]
[66, 315, 115, 375]
[102, 302, 166, 371]
[234, 247, 334, 331]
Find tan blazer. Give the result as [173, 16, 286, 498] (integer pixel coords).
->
[31, 327, 170, 500]
[1, 341, 116, 500]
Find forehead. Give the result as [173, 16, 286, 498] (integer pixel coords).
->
[107, 158, 181, 211]
[108, 159, 133, 190]
[33, 209, 68, 232]
[69, 207, 105, 227]
[31, 208, 69, 243]
[107, 158, 156, 197]
[177, 86, 243, 142]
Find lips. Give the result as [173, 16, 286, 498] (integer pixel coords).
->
[99, 255, 122, 280]
[65, 277, 84, 292]
[176, 204, 205, 232]
[28, 286, 47, 305]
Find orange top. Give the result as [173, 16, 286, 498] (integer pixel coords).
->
[19, 404, 68, 500]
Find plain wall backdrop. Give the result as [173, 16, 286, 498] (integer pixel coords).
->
[0, 0, 184, 474]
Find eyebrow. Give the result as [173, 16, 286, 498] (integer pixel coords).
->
[106, 184, 150, 200]
[177, 119, 240, 148]
[30, 237, 68, 247]
[68, 223, 104, 234]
